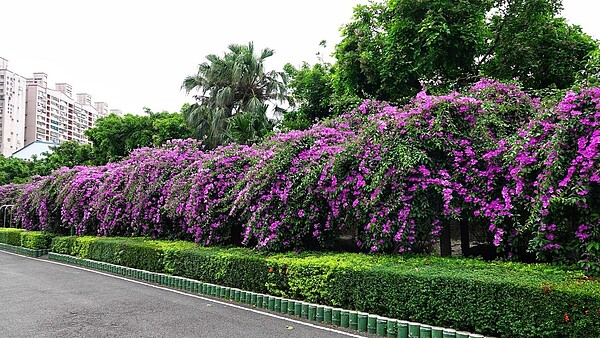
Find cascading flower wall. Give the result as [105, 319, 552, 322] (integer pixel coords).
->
[1, 79, 598, 274]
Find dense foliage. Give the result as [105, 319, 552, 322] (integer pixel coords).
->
[282, 62, 336, 130]
[0, 111, 193, 186]
[332, 0, 598, 103]
[85, 110, 193, 163]
[0, 155, 34, 185]
[1, 80, 599, 275]
[182, 42, 288, 148]
[482, 0, 597, 90]
[50, 236, 600, 338]
[0, 228, 53, 249]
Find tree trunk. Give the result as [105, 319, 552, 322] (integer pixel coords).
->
[440, 223, 451, 257]
[460, 218, 470, 256]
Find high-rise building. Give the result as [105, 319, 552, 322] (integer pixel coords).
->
[24, 74, 110, 147]
[1, 57, 114, 155]
[109, 108, 123, 116]
[0, 58, 26, 156]
[94, 102, 109, 117]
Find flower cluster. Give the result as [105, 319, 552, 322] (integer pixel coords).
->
[1, 80, 598, 273]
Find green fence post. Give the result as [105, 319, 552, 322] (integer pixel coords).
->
[274, 297, 282, 312]
[332, 308, 341, 326]
[340, 310, 349, 328]
[408, 322, 420, 338]
[432, 327, 444, 338]
[316, 306, 324, 322]
[397, 321, 409, 338]
[269, 296, 276, 311]
[323, 307, 332, 324]
[358, 312, 368, 333]
[386, 318, 397, 338]
[287, 300, 296, 316]
[301, 302, 309, 319]
[368, 315, 377, 334]
[377, 317, 388, 336]
[420, 325, 432, 338]
[294, 301, 302, 317]
[349, 311, 359, 330]
[308, 304, 316, 321]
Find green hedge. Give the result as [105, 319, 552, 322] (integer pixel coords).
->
[0, 228, 24, 246]
[50, 236, 600, 338]
[0, 228, 53, 249]
[51, 236, 167, 272]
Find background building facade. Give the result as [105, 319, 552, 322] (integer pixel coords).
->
[24, 78, 110, 147]
[0, 58, 27, 156]
[0, 57, 118, 155]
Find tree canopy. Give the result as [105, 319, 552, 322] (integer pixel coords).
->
[331, 0, 599, 103]
[282, 62, 335, 130]
[482, 0, 598, 89]
[85, 110, 193, 163]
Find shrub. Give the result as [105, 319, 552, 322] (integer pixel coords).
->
[50, 236, 80, 255]
[48, 236, 600, 338]
[20, 231, 53, 249]
[0, 228, 25, 246]
[164, 247, 271, 293]
[0, 228, 53, 249]
[6, 80, 600, 274]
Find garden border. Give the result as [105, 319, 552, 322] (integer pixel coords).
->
[0, 242, 48, 257]
[46, 251, 493, 338]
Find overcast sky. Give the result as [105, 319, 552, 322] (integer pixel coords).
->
[2, 0, 598, 115]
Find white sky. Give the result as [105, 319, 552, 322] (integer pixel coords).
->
[2, 0, 598, 115]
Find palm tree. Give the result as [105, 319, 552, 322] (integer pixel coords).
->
[225, 103, 274, 145]
[182, 42, 288, 148]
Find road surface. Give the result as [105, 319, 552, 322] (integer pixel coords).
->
[0, 250, 366, 338]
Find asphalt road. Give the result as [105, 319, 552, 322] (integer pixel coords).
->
[0, 251, 366, 338]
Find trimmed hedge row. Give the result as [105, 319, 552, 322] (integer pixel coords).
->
[50, 236, 600, 338]
[0, 228, 53, 249]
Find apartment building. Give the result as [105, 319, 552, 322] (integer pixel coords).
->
[0, 58, 26, 156]
[24, 73, 110, 147]
[109, 108, 123, 116]
[0, 57, 118, 155]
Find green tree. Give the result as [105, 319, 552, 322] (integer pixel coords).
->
[31, 141, 95, 176]
[225, 104, 274, 145]
[0, 155, 33, 185]
[84, 114, 152, 162]
[576, 49, 600, 87]
[283, 62, 335, 130]
[85, 110, 193, 163]
[151, 109, 195, 146]
[182, 42, 289, 148]
[333, 0, 598, 103]
[482, 0, 598, 89]
[335, 0, 491, 102]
